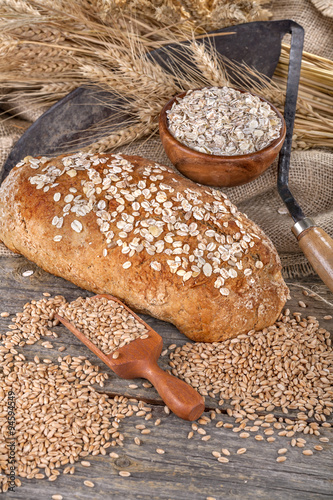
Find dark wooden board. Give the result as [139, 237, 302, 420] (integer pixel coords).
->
[1, 254, 332, 500]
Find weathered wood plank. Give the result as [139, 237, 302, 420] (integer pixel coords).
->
[8, 409, 333, 500]
[1, 255, 332, 499]
[1, 256, 332, 411]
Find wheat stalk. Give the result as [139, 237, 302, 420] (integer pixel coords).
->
[57, 39, 333, 152]
[0, 0, 331, 153]
[82, 122, 155, 154]
[3, 24, 66, 43]
[189, 39, 230, 87]
[274, 44, 333, 120]
[1, 0, 42, 15]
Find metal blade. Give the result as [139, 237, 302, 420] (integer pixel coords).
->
[277, 22, 305, 222]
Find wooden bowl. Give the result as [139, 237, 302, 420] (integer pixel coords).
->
[159, 88, 286, 187]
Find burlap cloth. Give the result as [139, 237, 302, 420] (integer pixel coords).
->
[0, 0, 332, 278]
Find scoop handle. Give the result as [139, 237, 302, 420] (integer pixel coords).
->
[296, 226, 333, 293]
[142, 362, 205, 421]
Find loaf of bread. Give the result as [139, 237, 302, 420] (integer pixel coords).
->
[0, 152, 289, 342]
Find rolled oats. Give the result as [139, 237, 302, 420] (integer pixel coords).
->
[167, 87, 282, 156]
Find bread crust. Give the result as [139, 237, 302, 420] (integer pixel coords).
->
[0, 152, 289, 341]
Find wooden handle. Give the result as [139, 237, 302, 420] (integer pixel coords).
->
[142, 363, 205, 421]
[297, 227, 333, 292]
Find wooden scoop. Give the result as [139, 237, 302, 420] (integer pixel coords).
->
[55, 294, 205, 421]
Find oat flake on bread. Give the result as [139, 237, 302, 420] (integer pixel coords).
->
[0, 152, 289, 341]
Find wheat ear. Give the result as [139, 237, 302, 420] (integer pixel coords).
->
[82, 122, 155, 154]
[189, 40, 230, 87]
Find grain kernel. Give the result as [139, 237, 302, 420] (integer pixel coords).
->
[119, 471, 131, 477]
[167, 310, 332, 441]
[58, 296, 149, 355]
[84, 480, 94, 487]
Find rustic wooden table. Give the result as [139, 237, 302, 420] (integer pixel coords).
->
[1, 255, 332, 500]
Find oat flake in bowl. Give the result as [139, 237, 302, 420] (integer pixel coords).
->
[166, 86, 282, 156]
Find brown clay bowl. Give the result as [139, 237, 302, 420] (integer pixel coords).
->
[159, 88, 286, 187]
